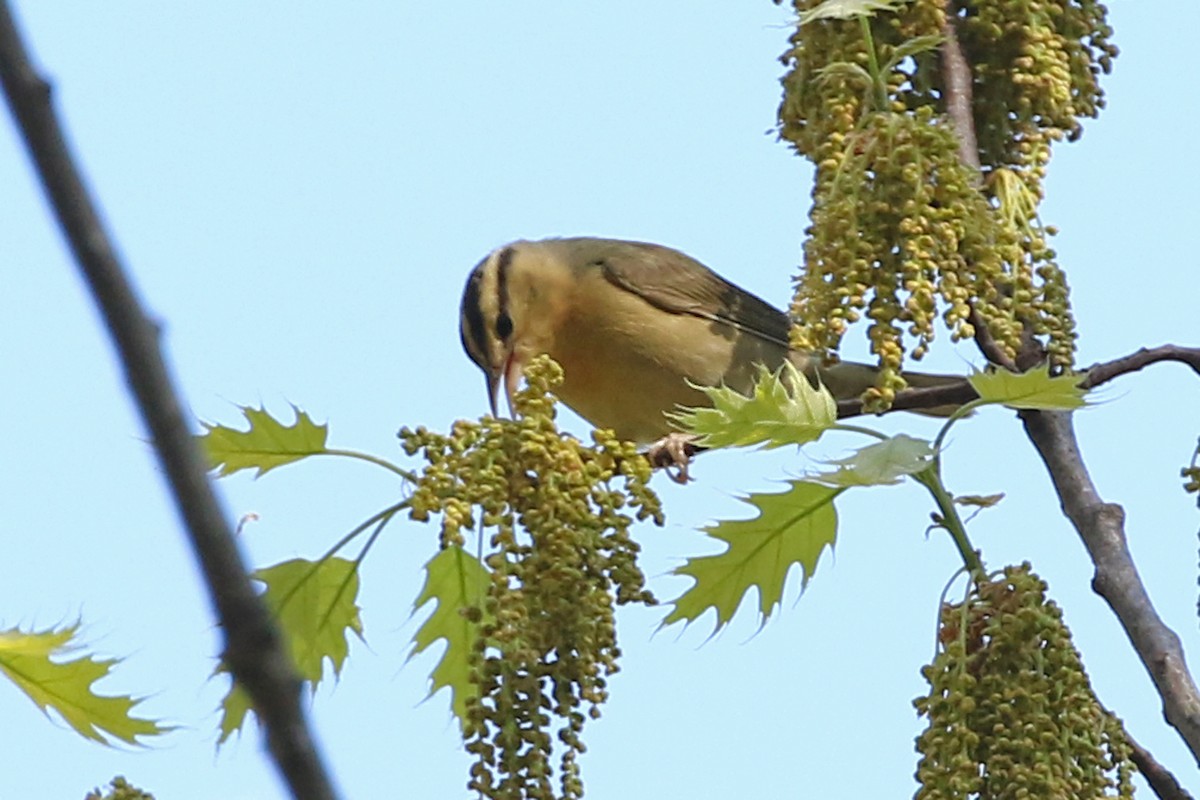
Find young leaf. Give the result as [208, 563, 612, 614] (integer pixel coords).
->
[217, 683, 252, 745]
[969, 365, 1088, 410]
[408, 546, 492, 728]
[217, 557, 363, 743]
[672, 361, 837, 450]
[200, 405, 329, 477]
[662, 481, 840, 634]
[0, 624, 167, 745]
[815, 434, 934, 487]
[798, 0, 907, 26]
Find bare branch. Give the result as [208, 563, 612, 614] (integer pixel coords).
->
[1082, 344, 1200, 390]
[0, 5, 338, 798]
[1126, 728, 1196, 800]
[836, 379, 978, 418]
[939, 3, 982, 174]
[1022, 410, 1200, 763]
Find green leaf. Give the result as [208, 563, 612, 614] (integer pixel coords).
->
[815, 434, 934, 487]
[200, 405, 328, 477]
[408, 546, 492, 728]
[672, 362, 837, 450]
[968, 365, 1088, 410]
[662, 481, 840, 633]
[217, 557, 363, 743]
[217, 683, 252, 745]
[798, 0, 907, 25]
[0, 624, 168, 745]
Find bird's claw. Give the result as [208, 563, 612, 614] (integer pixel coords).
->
[646, 433, 700, 484]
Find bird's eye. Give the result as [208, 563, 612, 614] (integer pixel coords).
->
[495, 311, 513, 340]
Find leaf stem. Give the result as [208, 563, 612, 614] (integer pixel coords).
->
[931, 398, 989, 455]
[832, 423, 888, 441]
[317, 500, 410, 564]
[913, 460, 985, 577]
[324, 448, 417, 482]
[858, 15, 889, 111]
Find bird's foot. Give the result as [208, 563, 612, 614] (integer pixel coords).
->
[645, 433, 701, 484]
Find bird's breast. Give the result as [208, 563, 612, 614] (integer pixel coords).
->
[546, 286, 788, 442]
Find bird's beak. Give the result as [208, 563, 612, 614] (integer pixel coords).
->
[502, 354, 521, 418]
[486, 352, 523, 418]
[485, 370, 501, 418]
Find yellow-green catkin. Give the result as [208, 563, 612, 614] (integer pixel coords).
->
[400, 356, 662, 800]
[85, 777, 155, 800]
[913, 563, 1135, 800]
[778, 0, 1116, 409]
[1183, 439, 1200, 499]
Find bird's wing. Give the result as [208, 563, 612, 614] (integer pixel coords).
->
[589, 240, 792, 349]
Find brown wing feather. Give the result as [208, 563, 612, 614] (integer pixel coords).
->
[570, 238, 792, 349]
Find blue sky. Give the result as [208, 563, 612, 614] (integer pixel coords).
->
[3, 3, 1198, 798]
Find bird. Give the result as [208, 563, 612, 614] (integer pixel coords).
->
[459, 237, 960, 468]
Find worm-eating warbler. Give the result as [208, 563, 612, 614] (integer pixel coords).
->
[459, 237, 956, 444]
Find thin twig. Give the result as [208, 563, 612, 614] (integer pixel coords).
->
[0, 5, 338, 799]
[967, 307, 1019, 372]
[837, 379, 979, 418]
[1081, 344, 1200, 390]
[1126, 727, 1196, 800]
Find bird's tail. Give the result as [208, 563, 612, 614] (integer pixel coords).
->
[793, 355, 964, 418]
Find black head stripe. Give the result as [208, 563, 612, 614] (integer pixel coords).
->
[495, 246, 514, 339]
[460, 260, 489, 368]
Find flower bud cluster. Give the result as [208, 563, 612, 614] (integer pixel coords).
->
[400, 356, 662, 800]
[913, 564, 1134, 799]
[777, 0, 1114, 405]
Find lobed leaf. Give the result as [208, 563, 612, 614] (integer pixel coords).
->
[200, 405, 328, 477]
[798, 0, 908, 26]
[408, 546, 492, 729]
[0, 624, 167, 745]
[672, 361, 837, 450]
[662, 481, 840, 634]
[815, 434, 934, 487]
[969, 365, 1088, 410]
[217, 557, 363, 743]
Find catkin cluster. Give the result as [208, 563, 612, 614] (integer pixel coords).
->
[778, 0, 1115, 407]
[400, 356, 662, 800]
[961, 0, 1117, 187]
[85, 778, 154, 800]
[913, 564, 1134, 799]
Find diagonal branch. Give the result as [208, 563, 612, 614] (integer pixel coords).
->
[938, 0, 1200, 771]
[0, 5, 338, 799]
[1127, 727, 1197, 800]
[1022, 411, 1200, 762]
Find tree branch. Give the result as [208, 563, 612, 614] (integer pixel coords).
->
[938, 4, 982, 174]
[1022, 411, 1200, 763]
[1081, 344, 1200, 390]
[1127, 727, 1196, 800]
[936, 0, 1200, 768]
[0, 5, 339, 798]
[836, 379, 978, 418]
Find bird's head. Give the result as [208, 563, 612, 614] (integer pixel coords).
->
[459, 241, 575, 417]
